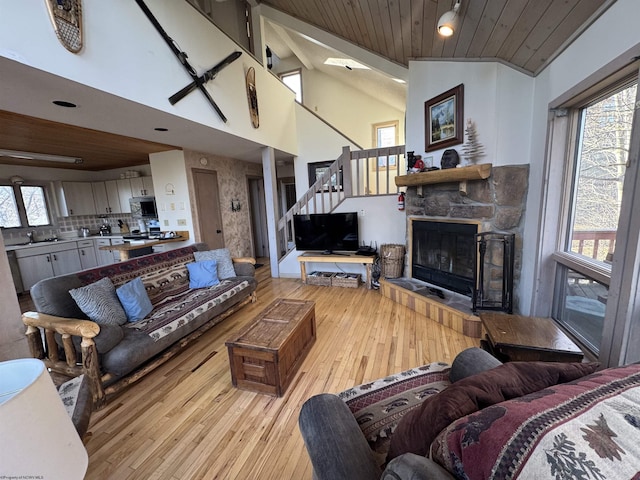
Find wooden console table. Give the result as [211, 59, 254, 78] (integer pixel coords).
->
[480, 313, 584, 363]
[297, 252, 376, 289]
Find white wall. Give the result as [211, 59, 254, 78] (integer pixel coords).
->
[0, 0, 297, 155]
[276, 58, 406, 149]
[406, 61, 534, 168]
[149, 150, 194, 246]
[293, 104, 359, 197]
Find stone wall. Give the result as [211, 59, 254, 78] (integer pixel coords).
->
[405, 165, 529, 311]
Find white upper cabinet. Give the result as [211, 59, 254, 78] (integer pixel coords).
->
[129, 176, 154, 197]
[116, 179, 133, 213]
[61, 182, 97, 216]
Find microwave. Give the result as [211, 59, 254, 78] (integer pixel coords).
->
[130, 196, 157, 218]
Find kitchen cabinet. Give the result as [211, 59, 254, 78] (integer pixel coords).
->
[129, 176, 154, 197]
[116, 179, 133, 213]
[93, 180, 122, 214]
[61, 182, 96, 216]
[78, 239, 98, 269]
[95, 238, 125, 265]
[16, 242, 82, 291]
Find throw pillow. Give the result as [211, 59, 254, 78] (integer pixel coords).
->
[69, 277, 127, 326]
[116, 277, 153, 323]
[187, 260, 220, 288]
[194, 248, 235, 279]
[386, 361, 599, 462]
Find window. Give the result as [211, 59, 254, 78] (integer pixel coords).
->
[280, 70, 302, 103]
[567, 83, 636, 262]
[0, 183, 51, 228]
[552, 80, 637, 355]
[373, 121, 398, 168]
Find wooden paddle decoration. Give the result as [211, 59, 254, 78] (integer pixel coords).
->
[246, 67, 259, 128]
[45, 0, 83, 53]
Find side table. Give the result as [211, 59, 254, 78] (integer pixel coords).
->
[480, 312, 584, 363]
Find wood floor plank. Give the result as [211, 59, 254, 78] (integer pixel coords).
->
[82, 261, 481, 478]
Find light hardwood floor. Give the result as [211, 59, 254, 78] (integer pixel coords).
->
[81, 262, 478, 479]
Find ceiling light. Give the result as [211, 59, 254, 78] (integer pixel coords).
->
[52, 100, 77, 108]
[324, 58, 370, 70]
[0, 149, 83, 164]
[393, 78, 407, 84]
[438, 1, 461, 37]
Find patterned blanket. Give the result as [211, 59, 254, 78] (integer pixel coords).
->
[338, 362, 451, 465]
[431, 364, 640, 480]
[127, 278, 250, 341]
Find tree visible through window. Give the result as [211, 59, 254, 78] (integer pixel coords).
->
[0, 184, 51, 228]
[569, 83, 637, 261]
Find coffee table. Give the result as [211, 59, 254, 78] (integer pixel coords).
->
[225, 298, 316, 396]
[480, 312, 584, 363]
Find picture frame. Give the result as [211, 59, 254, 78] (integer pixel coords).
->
[424, 84, 464, 152]
[308, 161, 343, 191]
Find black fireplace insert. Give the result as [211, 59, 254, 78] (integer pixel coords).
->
[411, 220, 477, 296]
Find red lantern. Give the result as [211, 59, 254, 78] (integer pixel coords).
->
[398, 192, 405, 210]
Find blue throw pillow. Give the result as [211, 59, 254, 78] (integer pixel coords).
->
[116, 277, 153, 323]
[187, 260, 220, 289]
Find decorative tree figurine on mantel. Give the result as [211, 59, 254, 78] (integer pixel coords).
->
[462, 119, 485, 163]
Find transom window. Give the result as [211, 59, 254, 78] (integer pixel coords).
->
[0, 183, 51, 228]
[280, 69, 302, 103]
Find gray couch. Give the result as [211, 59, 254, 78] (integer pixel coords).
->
[299, 348, 501, 480]
[23, 243, 257, 408]
[299, 348, 640, 480]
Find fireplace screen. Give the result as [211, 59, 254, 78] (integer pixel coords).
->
[411, 220, 478, 296]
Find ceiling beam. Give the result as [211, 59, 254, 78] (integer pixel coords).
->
[269, 23, 314, 70]
[258, 4, 407, 81]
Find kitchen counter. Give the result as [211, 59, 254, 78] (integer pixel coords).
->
[4, 235, 125, 251]
[98, 231, 190, 261]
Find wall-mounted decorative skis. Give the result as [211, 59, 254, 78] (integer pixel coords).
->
[135, 0, 240, 123]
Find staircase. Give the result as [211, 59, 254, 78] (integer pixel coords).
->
[277, 145, 406, 258]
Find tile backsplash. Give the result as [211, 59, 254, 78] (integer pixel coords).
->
[2, 213, 136, 245]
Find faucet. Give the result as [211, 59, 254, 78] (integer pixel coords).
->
[26, 231, 35, 244]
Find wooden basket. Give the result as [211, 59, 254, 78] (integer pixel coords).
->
[331, 273, 361, 288]
[380, 244, 405, 279]
[306, 271, 335, 286]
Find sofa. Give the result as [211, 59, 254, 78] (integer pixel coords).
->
[22, 243, 257, 408]
[299, 347, 640, 479]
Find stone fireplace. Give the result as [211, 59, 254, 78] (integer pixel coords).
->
[400, 165, 529, 312]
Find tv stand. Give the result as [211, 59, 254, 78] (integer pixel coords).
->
[322, 250, 348, 256]
[297, 252, 376, 289]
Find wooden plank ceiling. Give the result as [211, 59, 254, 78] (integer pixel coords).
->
[0, 110, 178, 171]
[258, 0, 609, 75]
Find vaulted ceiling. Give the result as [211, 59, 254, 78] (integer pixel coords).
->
[0, 0, 615, 171]
[259, 0, 612, 75]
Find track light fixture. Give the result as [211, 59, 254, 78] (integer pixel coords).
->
[437, 0, 461, 37]
[0, 149, 83, 164]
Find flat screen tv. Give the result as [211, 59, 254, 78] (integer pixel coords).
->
[293, 212, 359, 253]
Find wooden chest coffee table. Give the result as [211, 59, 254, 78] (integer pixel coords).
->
[480, 312, 584, 363]
[225, 298, 316, 396]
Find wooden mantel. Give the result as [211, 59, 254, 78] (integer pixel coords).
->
[395, 163, 492, 187]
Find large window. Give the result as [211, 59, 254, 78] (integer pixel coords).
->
[0, 182, 51, 228]
[553, 80, 637, 354]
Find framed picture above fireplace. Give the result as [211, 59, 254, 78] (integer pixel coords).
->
[424, 84, 464, 152]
